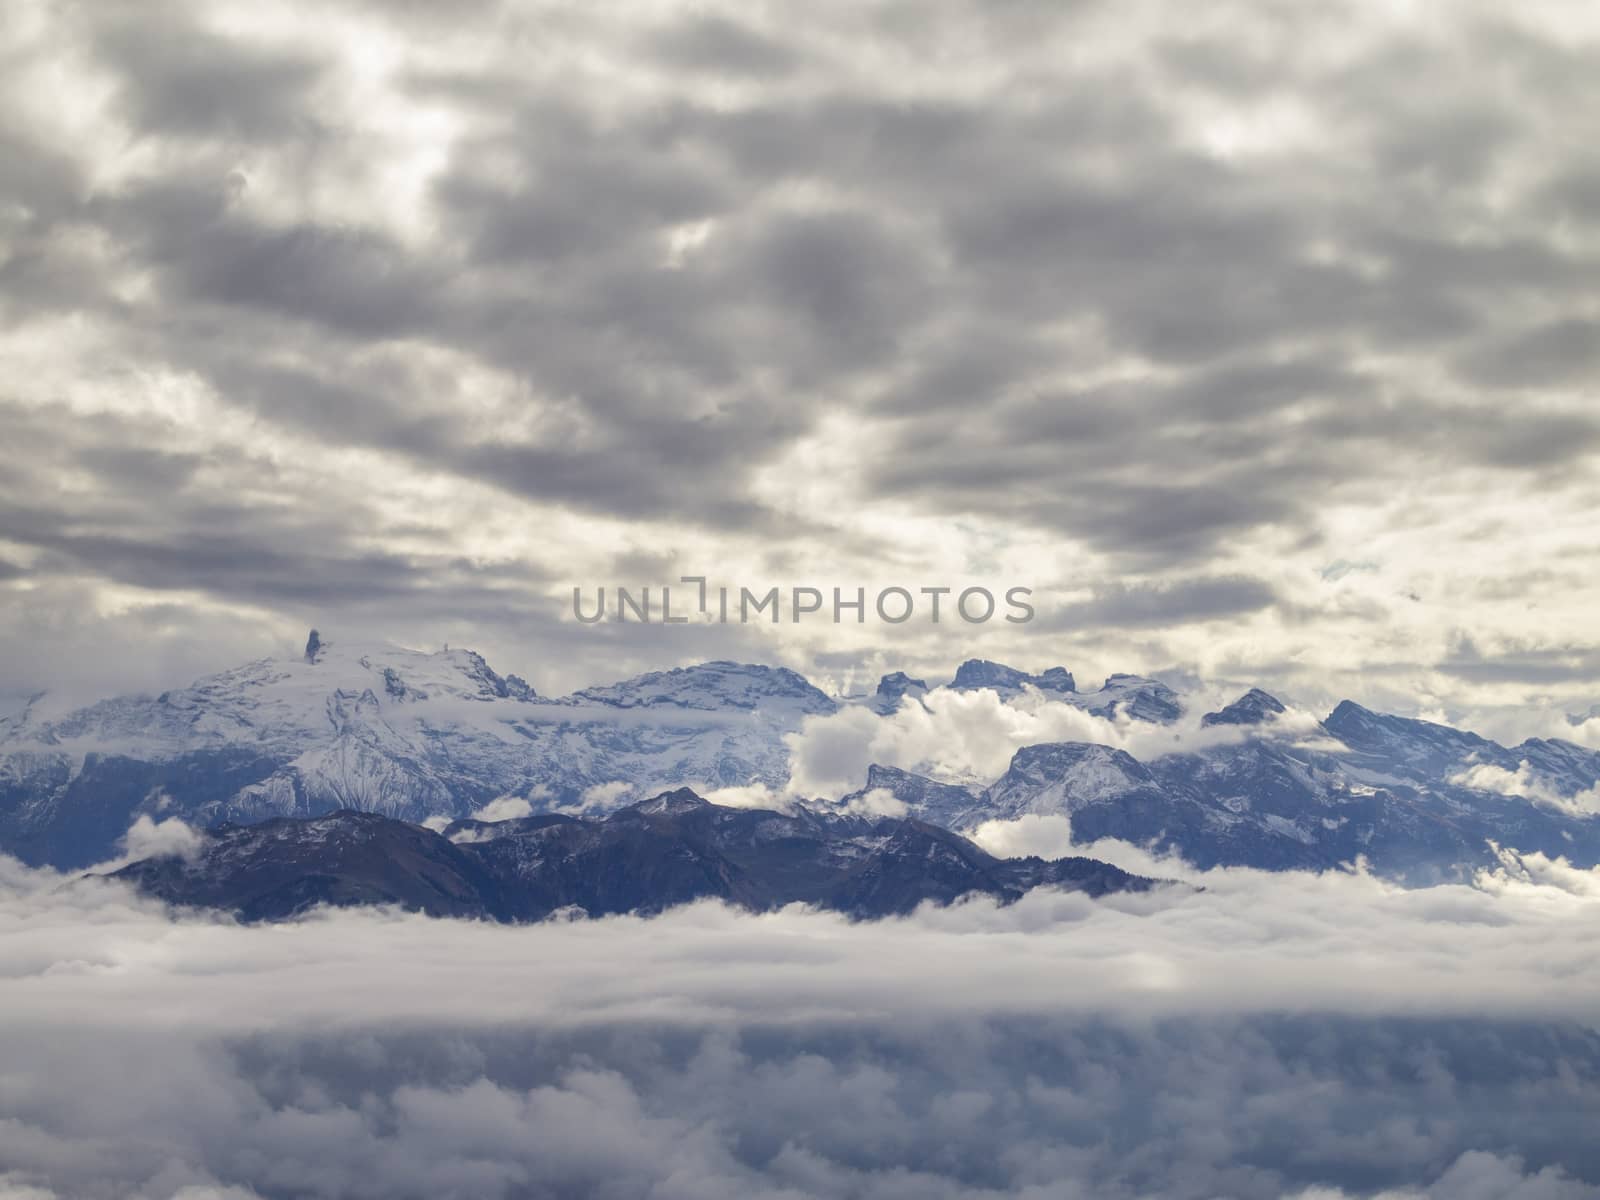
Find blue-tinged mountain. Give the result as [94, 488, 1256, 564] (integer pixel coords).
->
[838, 764, 982, 828]
[0, 634, 835, 868]
[11, 641, 1600, 884]
[869, 671, 929, 714]
[946, 691, 1600, 881]
[951, 660, 1077, 696]
[1201, 688, 1286, 727]
[109, 789, 1156, 922]
[946, 660, 1182, 723]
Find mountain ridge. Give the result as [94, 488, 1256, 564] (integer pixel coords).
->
[7, 638, 1599, 883]
[108, 789, 1159, 922]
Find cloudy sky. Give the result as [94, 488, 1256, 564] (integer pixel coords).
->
[2, 0, 1598, 735]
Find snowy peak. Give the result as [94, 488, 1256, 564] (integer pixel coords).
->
[945, 662, 1179, 723]
[1323, 700, 1493, 776]
[444, 648, 536, 701]
[567, 661, 835, 714]
[981, 741, 1161, 821]
[1081, 674, 1182, 724]
[624, 787, 714, 817]
[24, 636, 538, 755]
[1320, 702, 1600, 796]
[1000, 742, 1154, 790]
[1202, 688, 1287, 728]
[245, 635, 537, 706]
[951, 660, 1076, 695]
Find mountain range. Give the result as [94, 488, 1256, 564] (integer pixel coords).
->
[111, 788, 1153, 922]
[6, 632, 1600, 895]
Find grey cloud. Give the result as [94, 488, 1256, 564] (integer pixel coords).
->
[7, 1018, 1596, 1200]
[1039, 575, 1281, 631]
[437, 102, 730, 267]
[200, 356, 812, 533]
[648, 14, 802, 77]
[0, 404, 557, 621]
[1537, 165, 1600, 228]
[1296, 398, 1600, 474]
[93, 18, 328, 142]
[135, 199, 447, 338]
[866, 360, 1360, 564]
[3, 862, 1600, 1197]
[1439, 636, 1600, 686]
[1457, 319, 1600, 392]
[1156, 35, 1287, 96]
[1, 0, 1599, 698]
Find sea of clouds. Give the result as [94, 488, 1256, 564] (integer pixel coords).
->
[2, 848, 1599, 1200]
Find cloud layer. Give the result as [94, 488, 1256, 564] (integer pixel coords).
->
[3, 853, 1600, 1198]
[0, 0, 1598, 730]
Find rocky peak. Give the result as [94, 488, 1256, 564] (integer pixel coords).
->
[876, 671, 928, 699]
[1202, 688, 1287, 728]
[624, 787, 713, 817]
[951, 660, 1076, 694]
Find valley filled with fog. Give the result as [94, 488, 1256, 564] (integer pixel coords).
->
[3, 848, 1598, 1199]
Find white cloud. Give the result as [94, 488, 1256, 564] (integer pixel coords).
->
[469, 795, 534, 823]
[700, 782, 795, 812]
[1449, 760, 1600, 816]
[838, 787, 907, 818]
[119, 814, 203, 865]
[568, 780, 633, 813]
[2, 856, 1600, 1197]
[785, 684, 1325, 797]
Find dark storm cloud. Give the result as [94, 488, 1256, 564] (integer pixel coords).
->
[0, 404, 556, 621]
[98, 179, 448, 338]
[867, 358, 1363, 564]
[0, 0, 1598, 689]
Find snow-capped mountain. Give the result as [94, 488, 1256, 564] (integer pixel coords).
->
[7, 639, 1600, 882]
[565, 661, 834, 713]
[1200, 687, 1286, 727]
[0, 634, 833, 867]
[951, 659, 1077, 696]
[931, 692, 1600, 881]
[838, 764, 982, 828]
[942, 659, 1182, 722]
